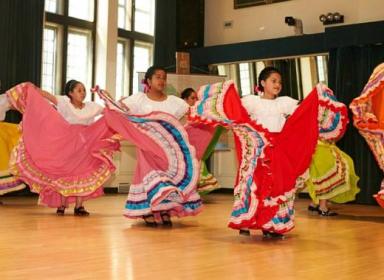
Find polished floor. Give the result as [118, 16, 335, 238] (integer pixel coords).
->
[1, 193, 383, 280]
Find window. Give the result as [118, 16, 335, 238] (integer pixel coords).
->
[133, 42, 153, 94]
[44, 1, 155, 99]
[67, 30, 92, 92]
[68, 0, 94, 21]
[134, 0, 155, 35]
[45, 0, 64, 14]
[116, 40, 130, 100]
[42, 27, 58, 93]
[42, 0, 96, 96]
[118, 0, 132, 30]
[239, 63, 252, 96]
[117, 0, 155, 96]
[45, 0, 58, 13]
[217, 65, 227, 76]
[316, 56, 328, 84]
[255, 61, 265, 83]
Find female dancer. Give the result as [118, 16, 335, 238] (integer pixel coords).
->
[118, 66, 203, 226]
[305, 85, 360, 216]
[7, 80, 120, 215]
[189, 68, 319, 239]
[181, 87, 222, 194]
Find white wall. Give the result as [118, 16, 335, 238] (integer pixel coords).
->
[205, 0, 383, 46]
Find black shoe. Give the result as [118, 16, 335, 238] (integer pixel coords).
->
[319, 209, 338, 216]
[239, 229, 251, 236]
[56, 206, 65, 216]
[262, 230, 285, 239]
[308, 205, 320, 213]
[262, 230, 271, 238]
[143, 214, 157, 227]
[74, 206, 90, 216]
[160, 212, 172, 227]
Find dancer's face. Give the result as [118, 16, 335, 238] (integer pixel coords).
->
[69, 83, 86, 103]
[261, 72, 282, 98]
[148, 70, 167, 92]
[185, 91, 198, 106]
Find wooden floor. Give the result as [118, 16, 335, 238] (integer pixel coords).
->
[1, 193, 384, 280]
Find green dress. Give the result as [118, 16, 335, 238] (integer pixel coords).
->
[197, 127, 224, 194]
[305, 140, 360, 204]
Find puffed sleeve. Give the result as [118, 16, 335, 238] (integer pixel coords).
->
[241, 95, 257, 115]
[173, 96, 189, 120]
[279, 96, 298, 115]
[121, 93, 141, 114]
[55, 95, 72, 116]
[89, 102, 104, 116]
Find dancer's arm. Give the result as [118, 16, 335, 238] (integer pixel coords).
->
[40, 90, 58, 105]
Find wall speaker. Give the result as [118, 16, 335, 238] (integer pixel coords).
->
[176, 0, 204, 50]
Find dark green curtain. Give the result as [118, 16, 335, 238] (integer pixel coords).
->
[329, 45, 384, 204]
[0, 0, 44, 123]
[272, 59, 301, 100]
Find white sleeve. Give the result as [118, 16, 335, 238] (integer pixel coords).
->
[88, 102, 104, 116]
[0, 94, 11, 121]
[121, 94, 141, 114]
[173, 97, 189, 120]
[241, 95, 256, 115]
[55, 95, 71, 115]
[279, 96, 298, 115]
[56, 95, 70, 108]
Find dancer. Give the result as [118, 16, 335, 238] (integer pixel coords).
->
[189, 68, 319, 239]
[7, 81, 120, 216]
[118, 66, 204, 226]
[121, 66, 188, 119]
[239, 66, 315, 238]
[305, 84, 360, 215]
[181, 87, 222, 194]
[181, 87, 198, 106]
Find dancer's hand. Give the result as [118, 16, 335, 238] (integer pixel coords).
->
[101, 90, 113, 100]
[118, 97, 130, 112]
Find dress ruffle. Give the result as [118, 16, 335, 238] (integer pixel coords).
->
[350, 63, 384, 207]
[317, 84, 349, 141]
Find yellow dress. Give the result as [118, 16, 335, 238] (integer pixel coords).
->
[0, 122, 25, 195]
